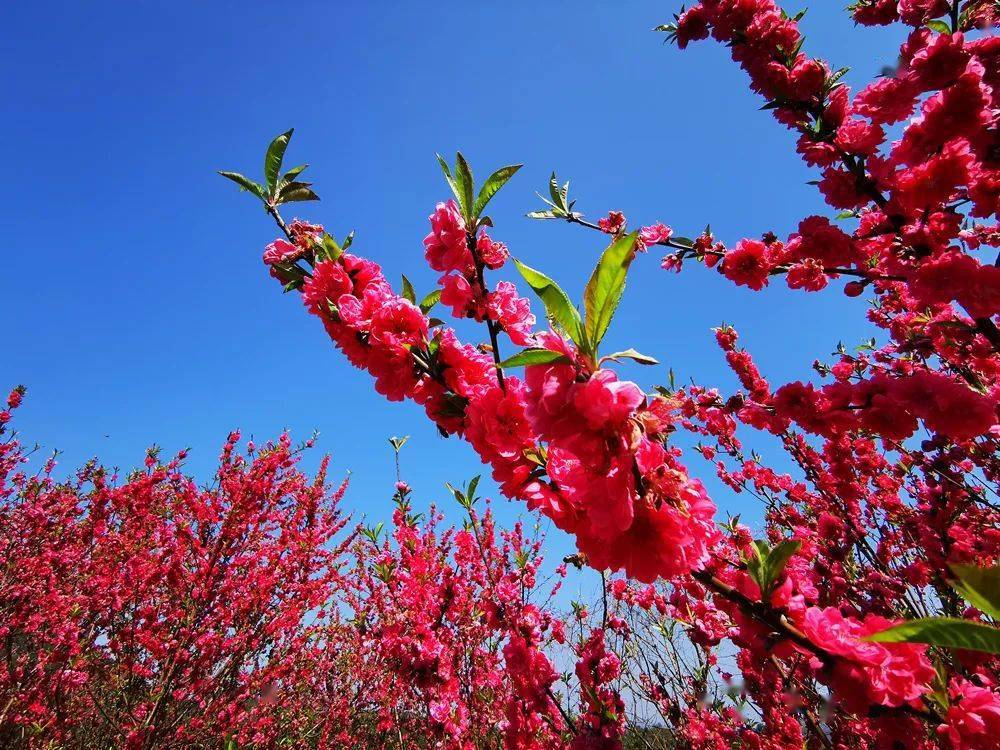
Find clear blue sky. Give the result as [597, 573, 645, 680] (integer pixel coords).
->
[2, 2, 905, 569]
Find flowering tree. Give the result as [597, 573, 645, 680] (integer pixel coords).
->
[221, 1, 999, 747]
[0, 389, 353, 748]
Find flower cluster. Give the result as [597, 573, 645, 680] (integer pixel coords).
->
[425, 199, 535, 345]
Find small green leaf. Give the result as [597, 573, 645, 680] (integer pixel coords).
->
[527, 210, 559, 220]
[583, 232, 639, 354]
[600, 348, 659, 366]
[473, 164, 522, 218]
[436, 153, 462, 206]
[547, 172, 569, 212]
[319, 233, 343, 262]
[949, 564, 1000, 620]
[466, 475, 481, 501]
[747, 538, 801, 599]
[513, 259, 584, 346]
[264, 129, 294, 195]
[280, 164, 308, 185]
[866, 618, 1000, 654]
[499, 348, 572, 369]
[766, 540, 801, 587]
[419, 289, 441, 315]
[401, 275, 416, 304]
[278, 181, 319, 204]
[454, 152, 475, 220]
[218, 171, 266, 201]
[548, 172, 561, 206]
[926, 19, 951, 34]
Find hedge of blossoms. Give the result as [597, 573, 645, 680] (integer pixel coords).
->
[220, 1, 1000, 747]
[2, 391, 646, 749]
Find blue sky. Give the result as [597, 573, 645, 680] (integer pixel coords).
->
[2, 2, 906, 571]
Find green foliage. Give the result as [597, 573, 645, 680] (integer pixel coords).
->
[527, 172, 580, 221]
[446, 475, 482, 510]
[264, 129, 294, 194]
[867, 618, 1000, 654]
[949, 563, 1000, 619]
[474, 164, 522, 217]
[499, 349, 572, 369]
[436, 152, 521, 225]
[401, 275, 417, 304]
[583, 232, 639, 352]
[745, 538, 801, 600]
[600, 348, 659, 366]
[419, 289, 442, 315]
[512, 259, 584, 347]
[865, 565, 1000, 654]
[219, 128, 319, 208]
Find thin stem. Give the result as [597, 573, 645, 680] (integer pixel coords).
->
[468, 228, 506, 391]
[565, 214, 902, 282]
[267, 204, 291, 239]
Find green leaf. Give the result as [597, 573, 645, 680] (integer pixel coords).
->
[513, 259, 584, 346]
[926, 19, 951, 34]
[436, 153, 462, 206]
[766, 540, 801, 586]
[600, 348, 659, 366]
[866, 618, 1000, 654]
[499, 348, 572, 369]
[548, 172, 569, 212]
[419, 289, 441, 315]
[218, 171, 266, 201]
[280, 164, 308, 185]
[277, 181, 319, 204]
[949, 564, 1000, 620]
[401, 275, 416, 304]
[583, 232, 639, 354]
[318, 233, 343, 262]
[466, 475, 481, 503]
[454, 152, 474, 220]
[473, 164, 522, 218]
[747, 539, 802, 599]
[264, 129, 294, 195]
[527, 210, 559, 220]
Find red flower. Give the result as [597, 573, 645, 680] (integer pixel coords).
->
[675, 5, 710, 49]
[834, 118, 885, 156]
[302, 260, 352, 315]
[722, 239, 772, 290]
[423, 200, 472, 273]
[939, 678, 1000, 750]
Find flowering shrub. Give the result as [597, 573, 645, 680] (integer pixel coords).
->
[0, 390, 352, 748]
[218, 1, 999, 747]
[0, 394, 645, 749]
